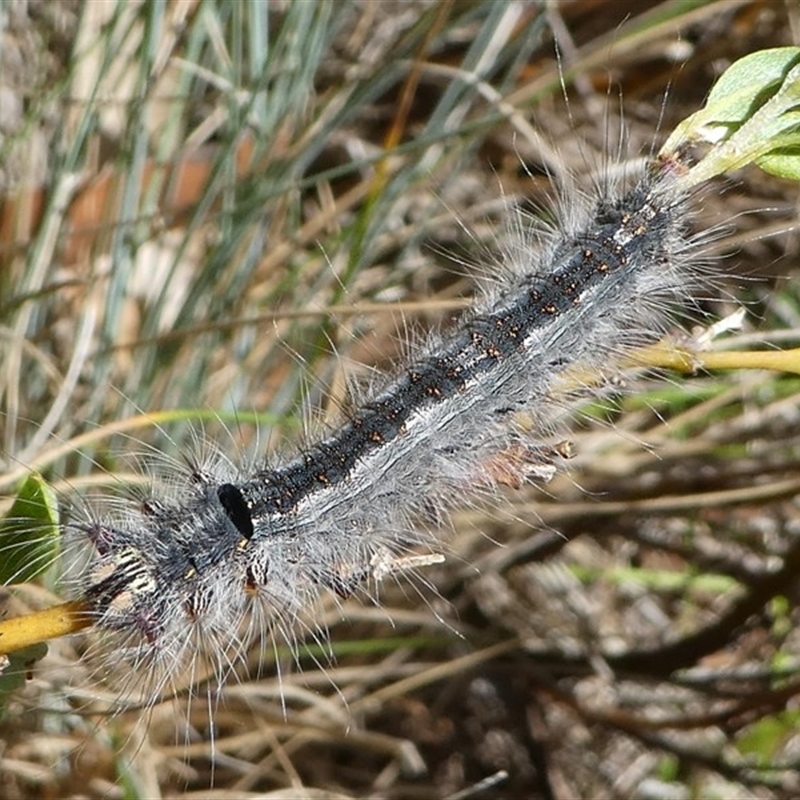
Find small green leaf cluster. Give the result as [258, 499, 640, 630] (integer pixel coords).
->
[661, 47, 800, 186]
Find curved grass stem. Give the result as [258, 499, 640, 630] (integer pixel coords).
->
[0, 599, 92, 655]
[630, 344, 800, 376]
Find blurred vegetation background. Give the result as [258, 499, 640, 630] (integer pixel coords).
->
[1, 1, 799, 798]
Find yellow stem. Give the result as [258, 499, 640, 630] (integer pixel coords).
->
[0, 599, 92, 655]
[628, 345, 800, 376]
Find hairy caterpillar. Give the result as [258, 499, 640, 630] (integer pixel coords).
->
[66, 155, 700, 707]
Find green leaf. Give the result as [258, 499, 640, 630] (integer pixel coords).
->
[737, 710, 800, 764]
[0, 643, 48, 719]
[702, 47, 800, 123]
[0, 473, 60, 585]
[661, 47, 800, 187]
[755, 138, 800, 181]
[656, 754, 680, 783]
[663, 48, 800, 150]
